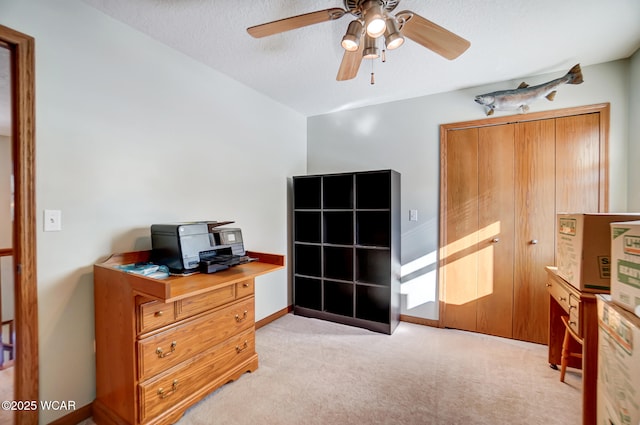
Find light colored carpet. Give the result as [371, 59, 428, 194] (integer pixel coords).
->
[84, 313, 582, 425]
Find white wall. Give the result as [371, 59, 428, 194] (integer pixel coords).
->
[0, 135, 13, 323]
[629, 49, 640, 210]
[308, 60, 633, 321]
[1, 0, 307, 422]
[0, 135, 10, 249]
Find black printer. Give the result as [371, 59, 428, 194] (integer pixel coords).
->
[150, 221, 249, 274]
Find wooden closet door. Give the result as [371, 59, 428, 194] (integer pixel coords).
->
[556, 113, 602, 212]
[476, 124, 515, 338]
[440, 104, 609, 344]
[442, 125, 515, 338]
[441, 128, 479, 332]
[513, 120, 556, 344]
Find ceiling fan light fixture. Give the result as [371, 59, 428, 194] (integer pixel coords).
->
[341, 20, 363, 51]
[363, 1, 386, 38]
[384, 18, 404, 50]
[362, 34, 379, 59]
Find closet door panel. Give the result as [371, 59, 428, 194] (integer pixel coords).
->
[477, 124, 515, 338]
[513, 120, 556, 344]
[442, 128, 479, 332]
[556, 113, 601, 212]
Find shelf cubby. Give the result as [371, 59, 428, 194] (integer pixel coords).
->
[294, 244, 321, 277]
[323, 246, 353, 281]
[356, 248, 391, 285]
[295, 211, 321, 243]
[323, 211, 353, 245]
[356, 284, 391, 324]
[323, 174, 354, 209]
[294, 277, 322, 310]
[356, 171, 391, 209]
[324, 281, 354, 317]
[294, 176, 321, 209]
[356, 211, 390, 247]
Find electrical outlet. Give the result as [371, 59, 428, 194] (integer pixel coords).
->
[44, 209, 62, 231]
[409, 209, 418, 221]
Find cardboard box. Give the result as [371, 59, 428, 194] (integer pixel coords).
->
[556, 213, 640, 293]
[597, 296, 640, 425]
[611, 220, 640, 317]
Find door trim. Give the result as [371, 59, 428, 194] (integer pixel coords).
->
[0, 24, 38, 424]
[438, 103, 610, 327]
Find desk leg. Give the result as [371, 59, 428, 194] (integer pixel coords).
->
[581, 300, 598, 425]
[548, 296, 565, 366]
[548, 296, 582, 369]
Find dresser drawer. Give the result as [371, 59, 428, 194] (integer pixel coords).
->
[138, 328, 256, 423]
[548, 277, 572, 314]
[175, 283, 236, 320]
[137, 298, 176, 334]
[137, 297, 255, 380]
[236, 279, 254, 299]
[568, 293, 581, 335]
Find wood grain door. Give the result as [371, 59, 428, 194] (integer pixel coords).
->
[555, 113, 602, 212]
[513, 120, 556, 344]
[476, 124, 515, 338]
[441, 128, 479, 332]
[441, 124, 516, 338]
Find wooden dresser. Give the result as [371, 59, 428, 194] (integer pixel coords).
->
[545, 266, 598, 425]
[93, 250, 284, 425]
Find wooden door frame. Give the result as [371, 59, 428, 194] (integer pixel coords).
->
[0, 24, 38, 424]
[438, 103, 610, 327]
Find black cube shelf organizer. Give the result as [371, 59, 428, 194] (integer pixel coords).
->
[292, 169, 400, 334]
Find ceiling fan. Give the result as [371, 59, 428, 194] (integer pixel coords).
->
[247, 0, 471, 82]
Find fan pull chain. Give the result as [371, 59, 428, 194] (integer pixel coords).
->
[370, 60, 375, 85]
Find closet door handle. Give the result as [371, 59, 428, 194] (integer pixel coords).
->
[530, 239, 538, 245]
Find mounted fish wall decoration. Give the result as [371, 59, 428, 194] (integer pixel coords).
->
[474, 64, 583, 116]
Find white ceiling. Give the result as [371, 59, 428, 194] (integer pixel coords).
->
[78, 0, 640, 117]
[3, 1, 640, 124]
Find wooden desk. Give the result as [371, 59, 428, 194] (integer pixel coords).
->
[545, 266, 598, 425]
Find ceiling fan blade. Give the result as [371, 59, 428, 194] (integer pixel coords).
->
[396, 10, 470, 60]
[336, 43, 364, 81]
[247, 8, 347, 38]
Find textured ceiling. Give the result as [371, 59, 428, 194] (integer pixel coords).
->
[4, 1, 640, 122]
[79, 0, 640, 117]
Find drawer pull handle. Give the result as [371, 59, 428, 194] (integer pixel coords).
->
[491, 238, 500, 243]
[235, 311, 248, 322]
[156, 341, 177, 358]
[569, 321, 577, 327]
[569, 305, 576, 311]
[545, 283, 551, 287]
[530, 239, 538, 245]
[236, 341, 249, 353]
[157, 380, 179, 399]
[242, 283, 251, 288]
[559, 296, 567, 302]
[154, 311, 164, 317]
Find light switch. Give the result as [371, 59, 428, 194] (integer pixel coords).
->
[409, 209, 418, 221]
[44, 209, 62, 231]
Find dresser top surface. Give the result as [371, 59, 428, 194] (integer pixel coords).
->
[95, 250, 285, 302]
